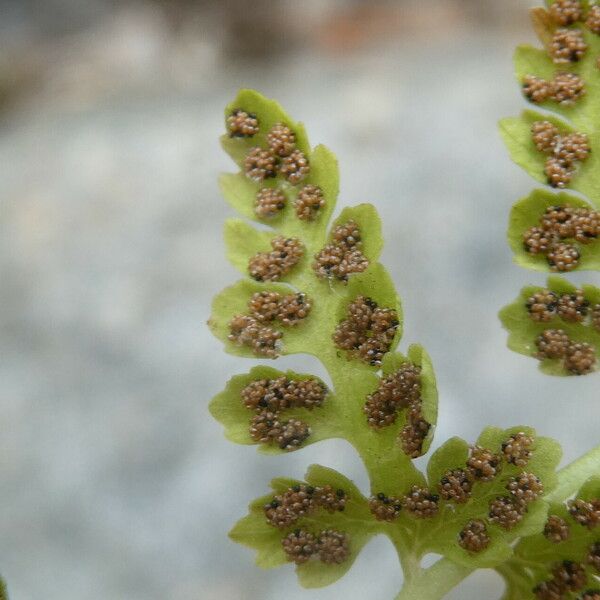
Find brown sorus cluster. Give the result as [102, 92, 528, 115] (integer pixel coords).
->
[244, 147, 278, 181]
[369, 493, 403, 522]
[593, 304, 600, 331]
[249, 412, 310, 451]
[523, 227, 558, 255]
[544, 514, 570, 543]
[587, 541, 600, 571]
[549, 28, 587, 64]
[264, 483, 346, 528]
[265, 484, 315, 528]
[488, 496, 525, 530]
[314, 220, 369, 282]
[228, 314, 282, 358]
[313, 486, 347, 513]
[438, 468, 473, 504]
[294, 184, 325, 221]
[267, 123, 296, 157]
[523, 72, 585, 105]
[255, 188, 286, 218]
[333, 296, 399, 366]
[458, 519, 491, 553]
[534, 561, 588, 599]
[317, 530, 351, 564]
[248, 291, 312, 326]
[557, 290, 590, 322]
[275, 418, 311, 451]
[533, 579, 564, 600]
[403, 486, 439, 518]
[280, 149, 310, 184]
[553, 72, 586, 104]
[248, 236, 304, 281]
[569, 497, 600, 529]
[282, 529, 318, 564]
[277, 293, 312, 326]
[527, 290, 559, 322]
[551, 560, 587, 592]
[241, 376, 326, 412]
[587, 5, 600, 33]
[506, 472, 544, 505]
[502, 431, 533, 467]
[564, 341, 597, 375]
[399, 401, 431, 458]
[535, 328, 570, 359]
[581, 591, 600, 600]
[530, 121, 591, 191]
[281, 528, 350, 565]
[227, 109, 259, 138]
[547, 242, 581, 272]
[364, 363, 421, 428]
[532, 121, 560, 154]
[467, 445, 501, 482]
[549, 0, 583, 26]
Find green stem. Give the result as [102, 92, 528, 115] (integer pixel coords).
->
[548, 443, 600, 503]
[394, 557, 474, 600]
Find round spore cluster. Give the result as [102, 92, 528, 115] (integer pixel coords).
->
[228, 314, 282, 358]
[369, 493, 403, 522]
[333, 295, 399, 366]
[458, 519, 490, 553]
[254, 187, 286, 218]
[281, 528, 350, 565]
[240, 375, 327, 451]
[593, 304, 600, 332]
[587, 5, 600, 33]
[587, 542, 600, 572]
[527, 289, 559, 322]
[523, 202, 600, 271]
[506, 472, 544, 505]
[544, 514, 570, 543]
[549, 0, 583, 26]
[438, 469, 474, 504]
[502, 431, 534, 467]
[549, 28, 587, 64]
[530, 122, 591, 192]
[399, 401, 431, 458]
[569, 497, 600, 529]
[281, 529, 318, 564]
[313, 220, 369, 283]
[294, 184, 325, 220]
[227, 109, 259, 138]
[248, 236, 304, 282]
[403, 486, 439, 519]
[488, 495, 526, 530]
[467, 445, 501, 482]
[249, 412, 310, 451]
[264, 483, 346, 529]
[363, 362, 421, 428]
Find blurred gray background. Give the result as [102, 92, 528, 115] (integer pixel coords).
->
[1, 0, 598, 598]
